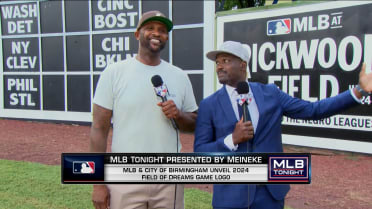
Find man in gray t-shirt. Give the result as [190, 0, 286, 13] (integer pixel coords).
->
[90, 11, 198, 209]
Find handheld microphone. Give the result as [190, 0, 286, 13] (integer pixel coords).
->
[151, 75, 179, 209]
[236, 81, 251, 123]
[151, 75, 178, 130]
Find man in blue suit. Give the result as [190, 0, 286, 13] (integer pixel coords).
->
[194, 41, 372, 209]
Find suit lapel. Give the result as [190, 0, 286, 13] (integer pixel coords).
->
[217, 85, 238, 124]
[250, 83, 264, 135]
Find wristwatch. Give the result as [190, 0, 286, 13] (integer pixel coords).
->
[355, 84, 371, 97]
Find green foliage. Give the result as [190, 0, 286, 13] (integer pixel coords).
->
[217, 0, 266, 11]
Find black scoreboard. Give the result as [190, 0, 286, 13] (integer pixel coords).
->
[0, 0, 206, 121]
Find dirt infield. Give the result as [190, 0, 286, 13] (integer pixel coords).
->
[0, 119, 371, 209]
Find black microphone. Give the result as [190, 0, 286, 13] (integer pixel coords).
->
[236, 81, 251, 123]
[151, 75, 178, 130]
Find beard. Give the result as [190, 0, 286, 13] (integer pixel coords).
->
[217, 70, 228, 84]
[139, 33, 166, 53]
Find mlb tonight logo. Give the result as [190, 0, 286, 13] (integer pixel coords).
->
[73, 161, 95, 174]
[267, 18, 291, 36]
[268, 156, 310, 182]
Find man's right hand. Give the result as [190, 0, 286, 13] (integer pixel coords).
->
[359, 62, 372, 92]
[92, 185, 110, 209]
[232, 117, 254, 145]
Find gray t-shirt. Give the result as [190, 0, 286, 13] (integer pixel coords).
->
[94, 57, 198, 153]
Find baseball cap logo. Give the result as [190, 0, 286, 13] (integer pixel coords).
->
[267, 18, 291, 36]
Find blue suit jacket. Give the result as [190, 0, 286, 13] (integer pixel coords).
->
[194, 82, 358, 208]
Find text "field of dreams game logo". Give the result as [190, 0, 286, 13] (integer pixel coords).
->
[267, 18, 291, 36]
[268, 156, 309, 182]
[73, 161, 95, 174]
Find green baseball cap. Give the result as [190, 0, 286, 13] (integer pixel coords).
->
[137, 10, 173, 32]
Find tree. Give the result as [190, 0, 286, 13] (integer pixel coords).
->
[216, 0, 266, 11]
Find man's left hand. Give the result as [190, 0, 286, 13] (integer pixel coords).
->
[157, 100, 180, 119]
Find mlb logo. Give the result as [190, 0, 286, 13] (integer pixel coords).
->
[73, 161, 95, 174]
[155, 85, 168, 97]
[237, 94, 251, 105]
[267, 18, 291, 36]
